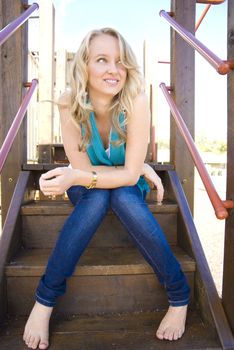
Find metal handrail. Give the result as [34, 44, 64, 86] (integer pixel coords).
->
[159, 10, 233, 75]
[159, 82, 234, 220]
[195, 4, 211, 31]
[0, 3, 39, 46]
[196, 0, 225, 4]
[0, 80, 38, 173]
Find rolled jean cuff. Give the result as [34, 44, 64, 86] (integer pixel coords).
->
[168, 298, 190, 307]
[35, 293, 56, 307]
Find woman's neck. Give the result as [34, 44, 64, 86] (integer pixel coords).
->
[89, 94, 112, 121]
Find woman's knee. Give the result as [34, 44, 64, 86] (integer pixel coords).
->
[89, 188, 110, 204]
[67, 186, 110, 209]
[81, 188, 111, 216]
[110, 186, 143, 209]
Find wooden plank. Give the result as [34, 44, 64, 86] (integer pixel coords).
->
[222, 1, 234, 335]
[6, 246, 195, 276]
[21, 212, 178, 248]
[0, 171, 30, 322]
[38, 0, 55, 144]
[7, 273, 194, 315]
[0, 310, 221, 349]
[0, 0, 28, 225]
[54, 49, 67, 143]
[170, 0, 196, 213]
[20, 200, 178, 215]
[22, 163, 174, 171]
[20, 200, 178, 248]
[6, 244, 195, 313]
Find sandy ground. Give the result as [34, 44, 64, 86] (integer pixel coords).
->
[0, 170, 225, 296]
[194, 170, 225, 296]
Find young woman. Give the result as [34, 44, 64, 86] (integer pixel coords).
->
[23, 28, 190, 349]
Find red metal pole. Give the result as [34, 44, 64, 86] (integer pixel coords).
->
[0, 3, 39, 46]
[195, 4, 211, 31]
[158, 61, 171, 64]
[159, 82, 234, 219]
[159, 10, 232, 75]
[196, 0, 224, 4]
[0, 80, 38, 173]
[151, 126, 156, 162]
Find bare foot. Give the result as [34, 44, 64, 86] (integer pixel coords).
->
[23, 301, 53, 349]
[156, 305, 188, 341]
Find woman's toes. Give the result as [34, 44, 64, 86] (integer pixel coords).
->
[25, 334, 32, 346]
[31, 336, 40, 349]
[39, 339, 49, 349]
[28, 336, 35, 348]
[164, 328, 173, 341]
[156, 330, 163, 340]
[162, 330, 168, 340]
[23, 331, 27, 342]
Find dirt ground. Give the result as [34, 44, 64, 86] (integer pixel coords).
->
[194, 170, 225, 296]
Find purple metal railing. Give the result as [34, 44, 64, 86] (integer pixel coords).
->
[0, 79, 38, 173]
[0, 3, 39, 172]
[159, 10, 233, 75]
[0, 3, 39, 46]
[160, 82, 234, 219]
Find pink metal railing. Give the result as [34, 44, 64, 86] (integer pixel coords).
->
[196, 0, 225, 4]
[159, 82, 234, 220]
[195, 4, 211, 31]
[0, 3, 39, 46]
[0, 79, 38, 173]
[159, 10, 233, 75]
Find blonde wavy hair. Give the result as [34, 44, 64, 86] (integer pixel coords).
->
[69, 27, 144, 151]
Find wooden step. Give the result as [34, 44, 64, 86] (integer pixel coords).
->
[0, 310, 220, 349]
[5, 246, 195, 315]
[21, 200, 178, 248]
[22, 163, 175, 171]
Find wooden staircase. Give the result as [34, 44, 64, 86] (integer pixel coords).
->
[0, 165, 224, 349]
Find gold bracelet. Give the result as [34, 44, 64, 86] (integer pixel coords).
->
[85, 171, 98, 189]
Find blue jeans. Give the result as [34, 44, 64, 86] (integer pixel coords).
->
[36, 185, 190, 307]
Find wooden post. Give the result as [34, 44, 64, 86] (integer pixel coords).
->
[38, 0, 55, 144]
[222, 1, 234, 334]
[0, 0, 28, 225]
[170, 0, 196, 213]
[54, 48, 67, 143]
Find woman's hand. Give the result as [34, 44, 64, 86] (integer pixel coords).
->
[39, 167, 77, 196]
[142, 163, 164, 204]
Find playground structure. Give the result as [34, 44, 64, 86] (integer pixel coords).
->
[0, 0, 234, 348]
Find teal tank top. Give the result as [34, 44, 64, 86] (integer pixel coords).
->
[82, 111, 150, 197]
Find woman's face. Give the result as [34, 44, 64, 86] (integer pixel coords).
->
[87, 34, 127, 100]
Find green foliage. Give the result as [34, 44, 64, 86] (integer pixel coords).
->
[196, 136, 227, 154]
[157, 137, 227, 154]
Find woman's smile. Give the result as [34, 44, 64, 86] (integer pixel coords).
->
[103, 78, 120, 86]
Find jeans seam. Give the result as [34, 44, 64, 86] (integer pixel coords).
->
[168, 298, 190, 304]
[35, 293, 56, 306]
[111, 207, 164, 281]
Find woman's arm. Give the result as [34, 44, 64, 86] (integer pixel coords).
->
[40, 93, 151, 194]
[57, 92, 124, 173]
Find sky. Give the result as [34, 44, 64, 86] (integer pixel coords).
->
[28, 0, 228, 141]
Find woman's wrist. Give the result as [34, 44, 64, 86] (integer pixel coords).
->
[73, 169, 81, 186]
[73, 168, 96, 188]
[86, 171, 98, 189]
[141, 163, 147, 176]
